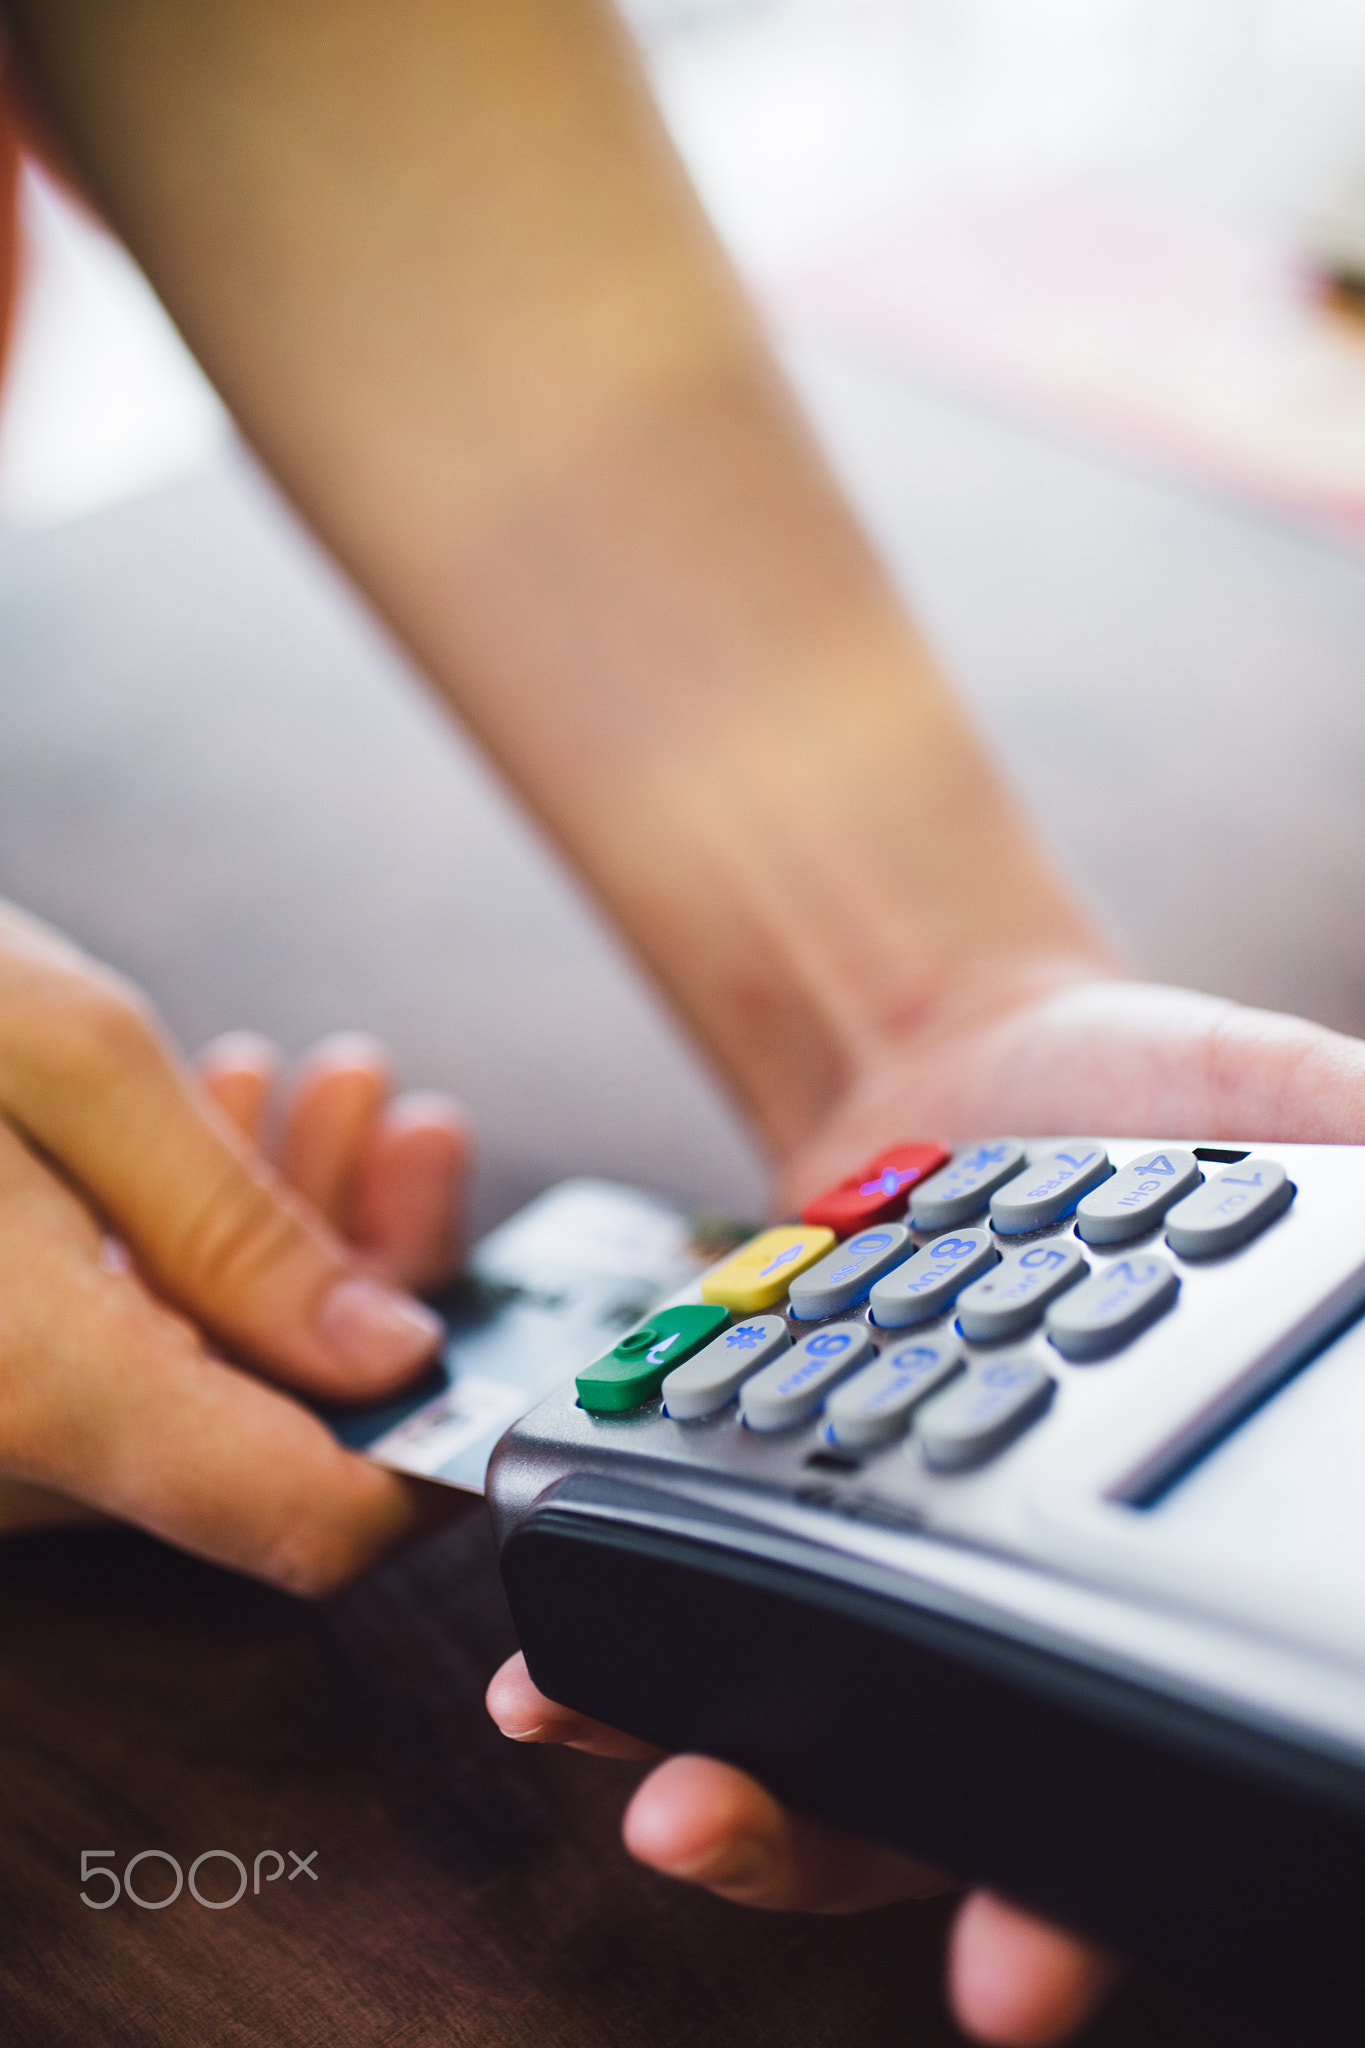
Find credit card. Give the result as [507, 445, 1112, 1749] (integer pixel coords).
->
[322, 1179, 712, 1493]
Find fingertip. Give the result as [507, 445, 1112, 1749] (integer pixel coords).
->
[382, 1089, 472, 1144]
[197, 1032, 281, 1141]
[374, 1094, 471, 1223]
[312, 1273, 445, 1394]
[282, 1037, 391, 1222]
[486, 1653, 550, 1740]
[350, 1091, 472, 1290]
[623, 1755, 778, 1878]
[624, 1757, 952, 1914]
[484, 1654, 662, 1758]
[949, 1891, 1120, 2045]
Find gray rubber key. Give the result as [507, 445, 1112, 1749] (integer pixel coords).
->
[1044, 1254, 1179, 1360]
[823, 1335, 964, 1451]
[916, 1356, 1055, 1470]
[789, 1223, 912, 1321]
[740, 1322, 873, 1432]
[868, 1227, 997, 1329]
[910, 1140, 1026, 1230]
[662, 1314, 790, 1420]
[956, 1240, 1087, 1342]
[1165, 1160, 1295, 1258]
[1075, 1148, 1202, 1245]
[990, 1146, 1112, 1233]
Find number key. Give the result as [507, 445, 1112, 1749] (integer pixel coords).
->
[1165, 1160, 1295, 1258]
[868, 1227, 998, 1329]
[956, 1241, 1087, 1342]
[1044, 1254, 1179, 1360]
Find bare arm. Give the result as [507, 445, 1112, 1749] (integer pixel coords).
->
[5, 0, 1104, 1160]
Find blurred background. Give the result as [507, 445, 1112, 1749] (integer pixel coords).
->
[4, 0, 1365, 1230]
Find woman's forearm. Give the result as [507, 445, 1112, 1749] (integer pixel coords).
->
[10, 0, 1108, 1155]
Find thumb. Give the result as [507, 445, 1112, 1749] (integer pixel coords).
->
[0, 941, 442, 1398]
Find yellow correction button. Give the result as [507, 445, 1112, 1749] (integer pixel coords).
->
[701, 1225, 837, 1315]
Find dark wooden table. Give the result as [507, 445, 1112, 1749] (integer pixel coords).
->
[0, 1508, 1278, 2048]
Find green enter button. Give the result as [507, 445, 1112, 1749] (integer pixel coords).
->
[576, 1304, 731, 1415]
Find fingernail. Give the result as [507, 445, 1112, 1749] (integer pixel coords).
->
[199, 1029, 278, 1076]
[384, 1089, 471, 1136]
[304, 1030, 392, 1075]
[316, 1275, 443, 1373]
[500, 1721, 546, 1743]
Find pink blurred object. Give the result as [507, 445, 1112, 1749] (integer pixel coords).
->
[770, 189, 1365, 550]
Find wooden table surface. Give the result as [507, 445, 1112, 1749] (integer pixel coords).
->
[0, 1508, 1282, 2048]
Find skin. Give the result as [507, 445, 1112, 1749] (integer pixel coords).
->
[0, 897, 469, 1589]
[3, 0, 1364, 2035]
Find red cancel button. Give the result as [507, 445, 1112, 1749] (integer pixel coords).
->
[800, 1141, 951, 1236]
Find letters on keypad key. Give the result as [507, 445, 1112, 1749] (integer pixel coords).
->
[956, 1241, 1087, 1342]
[741, 1323, 873, 1433]
[789, 1224, 913, 1320]
[909, 1140, 1026, 1231]
[868, 1227, 997, 1328]
[1045, 1255, 1180, 1360]
[801, 1142, 950, 1235]
[990, 1147, 1112, 1233]
[1075, 1149, 1202, 1245]
[823, 1335, 964, 1451]
[915, 1356, 1055, 1470]
[1165, 1160, 1295, 1258]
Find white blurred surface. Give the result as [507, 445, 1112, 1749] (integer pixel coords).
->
[7, 0, 1365, 526]
[0, 169, 227, 527]
[645, 0, 1365, 280]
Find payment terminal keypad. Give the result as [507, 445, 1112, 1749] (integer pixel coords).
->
[568, 1139, 1303, 1482]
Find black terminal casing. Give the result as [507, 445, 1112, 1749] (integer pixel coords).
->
[493, 1462, 1365, 2046]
